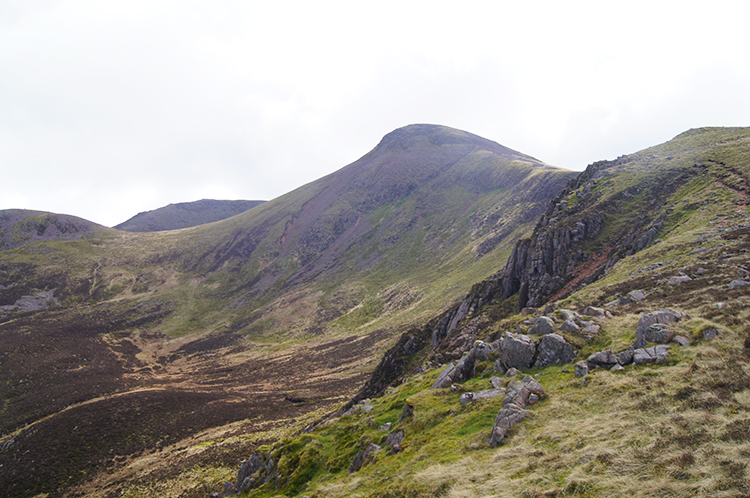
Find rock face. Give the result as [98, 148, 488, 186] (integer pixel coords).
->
[489, 376, 546, 447]
[534, 333, 577, 368]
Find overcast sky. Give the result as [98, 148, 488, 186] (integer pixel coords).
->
[2, 1, 749, 227]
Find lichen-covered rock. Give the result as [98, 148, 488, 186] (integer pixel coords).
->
[635, 310, 684, 348]
[534, 333, 577, 368]
[625, 289, 646, 302]
[498, 333, 536, 370]
[489, 376, 546, 447]
[574, 361, 589, 377]
[586, 349, 619, 369]
[583, 306, 606, 317]
[560, 319, 580, 331]
[528, 316, 555, 335]
[559, 309, 579, 321]
[632, 345, 670, 365]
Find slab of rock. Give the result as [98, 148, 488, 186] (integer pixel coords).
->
[489, 376, 504, 389]
[349, 443, 381, 474]
[488, 376, 545, 448]
[430, 363, 458, 390]
[574, 361, 589, 377]
[560, 319, 580, 331]
[581, 324, 601, 335]
[498, 333, 537, 370]
[635, 323, 676, 348]
[586, 349, 619, 369]
[634, 309, 684, 348]
[583, 306, 606, 317]
[729, 279, 749, 289]
[473, 388, 505, 401]
[624, 289, 646, 303]
[528, 316, 555, 335]
[632, 345, 670, 365]
[672, 335, 691, 346]
[668, 275, 692, 285]
[702, 328, 720, 340]
[534, 333, 577, 368]
[559, 309, 579, 321]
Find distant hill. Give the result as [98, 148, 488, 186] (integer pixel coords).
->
[0, 209, 106, 250]
[114, 199, 265, 232]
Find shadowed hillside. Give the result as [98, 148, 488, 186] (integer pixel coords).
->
[114, 199, 265, 232]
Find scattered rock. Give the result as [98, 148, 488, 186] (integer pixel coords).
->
[488, 376, 546, 447]
[624, 289, 646, 303]
[632, 345, 670, 365]
[559, 309, 579, 321]
[430, 363, 458, 390]
[581, 323, 601, 335]
[349, 443, 381, 474]
[574, 361, 589, 377]
[489, 376, 504, 389]
[506, 367, 519, 377]
[534, 333, 577, 368]
[498, 333, 536, 370]
[459, 392, 474, 405]
[668, 275, 692, 285]
[634, 309, 684, 348]
[702, 328, 720, 340]
[729, 279, 749, 289]
[560, 319, 580, 331]
[636, 323, 676, 348]
[521, 307, 538, 315]
[689, 247, 710, 255]
[610, 364, 625, 371]
[672, 335, 691, 346]
[385, 431, 403, 454]
[583, 306, 606, 317]
[696, 267, 708, 275]
[586, 349, 619, 370]
[528, 316, 555, 335]
[472, 388, 505, 401]
[493, 359, 506, 375]
[399, 404, 414, 422]
[378, 422, 392, 431]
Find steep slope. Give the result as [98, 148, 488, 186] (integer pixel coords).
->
[0, 124, 575, 497]
[114, 199, 265, 232]
[215, 127, 750, 498]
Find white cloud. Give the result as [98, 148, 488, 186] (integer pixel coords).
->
[1, 1, 749, 226]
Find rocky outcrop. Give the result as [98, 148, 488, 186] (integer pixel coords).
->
[235, 450, 278, 493]
[534, 333, 577, 368]
[489, 376, 546, 447]
[634, 309, 684, 348]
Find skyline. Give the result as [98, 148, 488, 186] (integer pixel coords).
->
[2, 1, 749, 227]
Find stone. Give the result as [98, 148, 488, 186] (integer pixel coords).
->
[459, 392, 474, 405]
[583, 306, 606, 317]
[378, 422, 392, 431]
[528, 316, 555, 335]
[610, 364, 625, 371]
[521, 307, 538, 315]
[625, 289, 646, 302]
[729, 279, 749, 289]
[430, 362, 458, 390]
[702, 328, 720, 340]
[634, 309, 684, 348]
[668, 275, 692, 285]
[399, 404, 414, 422]
[488, 376, 546, 448]
[560, 319, 580, 331]
[498, 333, 537, 370]
[672, 335, 691, 346]
[493, 359, 506, 375]
[534, 333, 577, 368]
[689, 247, 710, 255]
[632, 345, 670, 365]
[696, 267, 708, 275]
[574, 361, 589, 377]
[349, 443, 381, 474]
[473, 388, 505, 401]
[506, 367, 519, 377]
[616, 348, 634, 366]
[386, 431, 403, 454]
[586, 349, 619, 369]
[636, 323, 676, 348]
[581, 324, 601, 335]
[489, 376, 504, 389]
[559, 309, 579, 321]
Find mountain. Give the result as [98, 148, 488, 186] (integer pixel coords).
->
[0, 209, 107, 250]
[211, 127, 750, 498]
[114, 199, 265, 232]
[0, 124, 575, 497]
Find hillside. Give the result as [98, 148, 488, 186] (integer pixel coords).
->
[0, 124, 575, 497]
[114, 199, 265, 232]
[151, 127, 750, 498]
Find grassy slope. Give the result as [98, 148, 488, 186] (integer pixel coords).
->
[0, 125, 576, 497]
[203, 127, 750, 498]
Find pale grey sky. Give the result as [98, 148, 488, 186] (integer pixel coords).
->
[2, 0, 749, 227]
